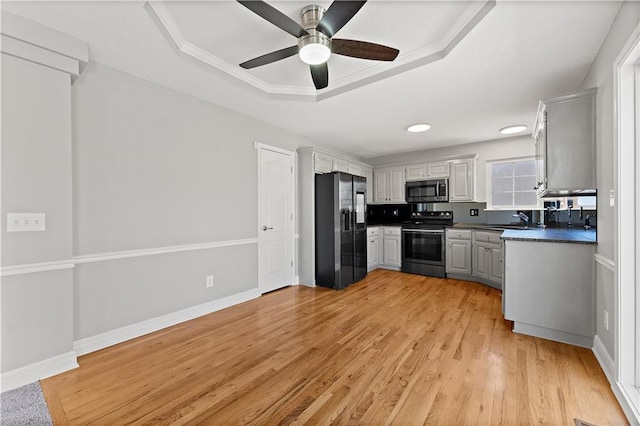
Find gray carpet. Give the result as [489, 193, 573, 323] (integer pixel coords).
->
[0, 382, 53, 425]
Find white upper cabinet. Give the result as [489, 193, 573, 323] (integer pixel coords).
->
[405, 164, 428, 181]
[388, 167, 406, 202]
[533, 87, 596, 197]
[405, 161, 450, 181]
[363, 169, 373, 204]
[314, 152, 333, 174]
[332, 158, 349, 173]
[426, 161, 450, 178]
[374, 167, 406, 203]
[312, 150, 370, 179]
[373, 169, 389, 203]
[448, 158, 475, 202]
[348, 163, 362, 177]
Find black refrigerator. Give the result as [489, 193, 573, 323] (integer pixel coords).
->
[315, 172, 367, 289]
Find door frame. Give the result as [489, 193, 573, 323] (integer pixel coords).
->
[614, 21, 640, 422]
[254, 141, 297, 293]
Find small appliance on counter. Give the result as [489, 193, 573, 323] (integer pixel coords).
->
[401, 210, 453, 278]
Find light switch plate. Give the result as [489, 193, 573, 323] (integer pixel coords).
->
[609, 189, 615, 207]
[7, 213, 45, 232]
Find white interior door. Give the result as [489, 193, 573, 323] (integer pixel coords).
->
[256, 142, 294, 293]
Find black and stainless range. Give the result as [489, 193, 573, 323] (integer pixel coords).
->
[401, 211, 453, 278]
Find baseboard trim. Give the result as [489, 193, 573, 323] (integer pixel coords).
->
[612, 382, 640, 425]
[592, 335, 615, 383]
[0, 351, 78, 393]
[73, 288, 261, 356]
[593, 337, 640, 425]
[513, 322, 593, 348]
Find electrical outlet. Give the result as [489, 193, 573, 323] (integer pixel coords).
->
[470, 209, 479, 217]
[603, 310, 609, 330]
[206, 275, 214, 288]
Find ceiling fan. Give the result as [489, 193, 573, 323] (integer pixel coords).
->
[237, 1, 400, 90]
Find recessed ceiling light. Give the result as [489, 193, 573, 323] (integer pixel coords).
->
[500, 125, 527, 135]
[407, 123, 431, 133]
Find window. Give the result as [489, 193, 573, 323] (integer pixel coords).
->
[487, 158, 541, 210]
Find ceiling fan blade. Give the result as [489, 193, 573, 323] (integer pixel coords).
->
[310, 63, 328, 89]
[240, 45, 299, 69]
[237, 1, 308, 38]
[316, 1, 367, 38]
[332, 39, 399, 61]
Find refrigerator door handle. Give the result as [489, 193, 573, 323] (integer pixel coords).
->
[343, 210, 350, 231]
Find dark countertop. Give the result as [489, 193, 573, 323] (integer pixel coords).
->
[452, 223, 597, 244]
[501, 228, 597, 244]
[368, 223, 403, 227]
[452, 223, 522, 231]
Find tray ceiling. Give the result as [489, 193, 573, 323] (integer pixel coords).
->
[148, 1, 495, 100]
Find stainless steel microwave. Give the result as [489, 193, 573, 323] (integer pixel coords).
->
[405, 179, 449, 203]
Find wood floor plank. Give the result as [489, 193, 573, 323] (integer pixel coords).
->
[41, 270, 628, 425]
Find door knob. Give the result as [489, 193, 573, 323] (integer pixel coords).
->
[262, 226, 273, 231]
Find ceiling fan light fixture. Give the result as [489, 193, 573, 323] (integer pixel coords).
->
[299, 43, 331, 65]
[500, 125, 527, 135]
[407, 123, 431, 133]
[298, 29, 331, 65]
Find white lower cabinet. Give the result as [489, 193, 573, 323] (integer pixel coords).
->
[489, 245, 504, 283]
[446, 228, 503, 290]
[377, 226, 401, 270]
[473, 242, 491, 280]
[446, 229, 472, 275]
[367, 227, 380, 271]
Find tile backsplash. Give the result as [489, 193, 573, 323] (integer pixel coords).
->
[429, 202, 519, 224]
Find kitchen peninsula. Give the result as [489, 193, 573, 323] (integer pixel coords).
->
[502, 228, 597, 347]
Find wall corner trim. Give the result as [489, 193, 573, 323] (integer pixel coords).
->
[73, 288, 261, 356]
[0, 351, 78, 393]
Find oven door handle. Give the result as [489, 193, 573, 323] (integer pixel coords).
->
[402, 229, 445, 234]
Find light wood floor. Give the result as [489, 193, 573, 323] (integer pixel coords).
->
[42, 270, 627, 425]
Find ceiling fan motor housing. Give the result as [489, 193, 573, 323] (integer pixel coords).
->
[301, 4, 325, 30]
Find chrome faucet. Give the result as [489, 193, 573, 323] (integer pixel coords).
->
[512, 212, 529, 228]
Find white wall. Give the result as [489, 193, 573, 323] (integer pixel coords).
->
[71, 62, 315, 340]
[1, 52, 75, 374]
[368, 135, 535, 202]
[579, 0, 640, 361]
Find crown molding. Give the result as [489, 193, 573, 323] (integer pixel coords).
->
[146, 1, 495, 102]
